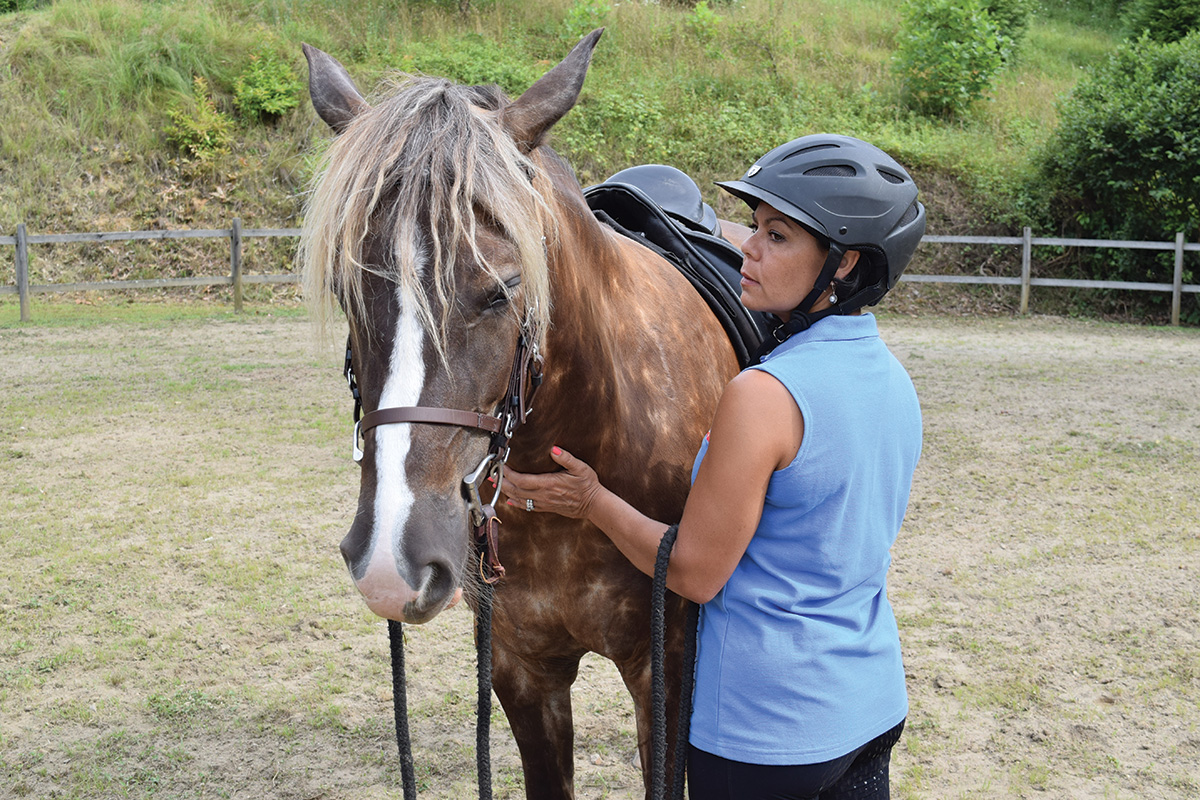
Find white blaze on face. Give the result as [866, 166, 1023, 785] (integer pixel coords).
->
[355, 281, 426, 612]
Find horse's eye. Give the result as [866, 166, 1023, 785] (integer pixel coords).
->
[485, 275, 522, 310]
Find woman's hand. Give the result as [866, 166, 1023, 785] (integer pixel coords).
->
[502, 446, 603, 520]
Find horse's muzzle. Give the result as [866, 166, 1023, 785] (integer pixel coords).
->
[341, 535, 462, 623]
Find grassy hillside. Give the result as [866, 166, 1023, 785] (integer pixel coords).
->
[0, 0, 1120, 294]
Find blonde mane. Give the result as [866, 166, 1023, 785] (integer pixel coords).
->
[299, 75, 554, 362]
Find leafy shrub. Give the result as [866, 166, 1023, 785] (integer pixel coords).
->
[1042, 32, 1200, 318]
[555, 88, 666, 166]
[233, 47, 300, 122]
[165, 76, 233, 161]
[561, 0, 611, 44]
[1122, 0, 1200, 42]
[1, 0, 51, 12]
[984, 0, 1036, 60]
[401, 35, 537, 91]
[684, 0, 723, 44]
[893, 0, 1006, 117]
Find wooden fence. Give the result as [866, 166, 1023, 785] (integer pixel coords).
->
[3, 221, 1198, 324]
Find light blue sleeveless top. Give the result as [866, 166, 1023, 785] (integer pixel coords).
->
[688, 313, 921, 765]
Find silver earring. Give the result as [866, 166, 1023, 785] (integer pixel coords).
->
[829, 287, 838, 305]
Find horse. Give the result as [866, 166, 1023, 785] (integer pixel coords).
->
[299, 30, 742, 799]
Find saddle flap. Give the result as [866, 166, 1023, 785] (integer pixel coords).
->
[583, 172, 768, 368]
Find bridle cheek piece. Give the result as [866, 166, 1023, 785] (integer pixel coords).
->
[343, 325, 544, 584]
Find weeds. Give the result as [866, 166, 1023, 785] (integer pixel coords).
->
[233, 44, 301, 121]
[166, 76, 233, 161]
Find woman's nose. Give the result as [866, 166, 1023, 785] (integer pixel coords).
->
[740, 230, 759, 260]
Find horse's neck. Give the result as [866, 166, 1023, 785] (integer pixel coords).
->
[544, 189, 646, 390]
[515, 179, 717, 510]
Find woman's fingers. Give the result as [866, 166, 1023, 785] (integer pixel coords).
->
[500, 447, 598, 519]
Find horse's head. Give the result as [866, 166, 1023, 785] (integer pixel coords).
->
[299, 31, 602, 623]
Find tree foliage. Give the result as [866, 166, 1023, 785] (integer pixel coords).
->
[984, 0, 1036, 61]
[893, 0, 1005, 117]
[1043, 31, 1200, 317]
[1122, 0, 1200, 42]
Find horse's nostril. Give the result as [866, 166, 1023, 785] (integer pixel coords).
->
[420, 561, 455, 599]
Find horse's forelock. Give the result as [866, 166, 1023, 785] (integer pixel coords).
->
[300, 75, 554, 362]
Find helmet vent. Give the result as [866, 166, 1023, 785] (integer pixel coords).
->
[803, 165, 856, 178]
[877, 168, 906, 184]
[783, 143, 840, 161]
[898, 201, 920, 227]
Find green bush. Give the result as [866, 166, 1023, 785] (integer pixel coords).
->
[233, 47, 300, 122]
[1042, 31, 1200, 319]
[683, 0, 723, 44]
[985, 0, 1036, 60]
[1, 0, 51, 12]
[893, 0, 1006, 117]
[561, 0, 611, 44]
[165, 76, 233, 161]
[1122, 0, 1200, 42]
[400, 34, 538, 92]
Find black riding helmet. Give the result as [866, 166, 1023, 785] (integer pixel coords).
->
[717, 134, 926, 339]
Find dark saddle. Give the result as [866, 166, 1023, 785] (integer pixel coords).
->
[584, 165, 768, 369]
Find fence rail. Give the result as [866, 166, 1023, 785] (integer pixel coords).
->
[3, 222, 1198, 324]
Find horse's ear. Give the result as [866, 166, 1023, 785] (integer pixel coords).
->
[500, 28, 603, 154]
[303, 43, 370, 134]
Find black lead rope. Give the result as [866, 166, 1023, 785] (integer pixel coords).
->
[652, 524, 698, 800]
[388, 580, 496, 800]
[389, 525, 687, 800]
[388, 619, 418, 800]
[474, 581, 496, 800]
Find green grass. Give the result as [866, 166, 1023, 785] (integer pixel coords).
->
[0, 294, 306, 326]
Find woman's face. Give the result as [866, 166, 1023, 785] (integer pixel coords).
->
[738, 201, 860, 321]
[738, 202, 830, 321]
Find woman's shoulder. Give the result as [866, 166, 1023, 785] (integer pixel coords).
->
[727, 366, 793, 405]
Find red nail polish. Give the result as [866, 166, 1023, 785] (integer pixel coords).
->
[552, 446, 562, 456]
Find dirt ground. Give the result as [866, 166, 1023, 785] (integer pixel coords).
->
[2, 307, 1198, 799]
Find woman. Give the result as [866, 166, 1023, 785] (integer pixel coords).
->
[504, 134, 926, 800]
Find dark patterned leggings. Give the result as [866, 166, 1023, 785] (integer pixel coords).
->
[687, 719, 905, 800]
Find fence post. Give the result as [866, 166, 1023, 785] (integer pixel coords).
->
[230, 218, 243, 313]
[1171, 232, 1184, 327]
[16, 223, 31, 322]
[1020, 227, 1032, 315]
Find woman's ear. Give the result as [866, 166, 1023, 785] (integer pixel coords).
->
[835, 249, 861, 280]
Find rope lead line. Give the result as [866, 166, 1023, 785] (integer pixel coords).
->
[389, 619, 418, 800]
[390, 526, 687, 800]
[388, 580, 495, 800]
[476, 582, 495, 800]
[652, 524, 696, 800]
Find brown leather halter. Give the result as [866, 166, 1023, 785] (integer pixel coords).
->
[344, 324, 544, 583]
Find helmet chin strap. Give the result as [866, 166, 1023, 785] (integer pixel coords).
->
[753, 243, 845, 362]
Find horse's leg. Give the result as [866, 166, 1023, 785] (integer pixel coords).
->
[614, 598, 688, 800]
[491, 643, 582, 800]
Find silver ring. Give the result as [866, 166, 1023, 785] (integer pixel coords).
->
[525, 499, 535, 512]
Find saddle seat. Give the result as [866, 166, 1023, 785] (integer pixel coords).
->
[584, 164, 768, 369]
